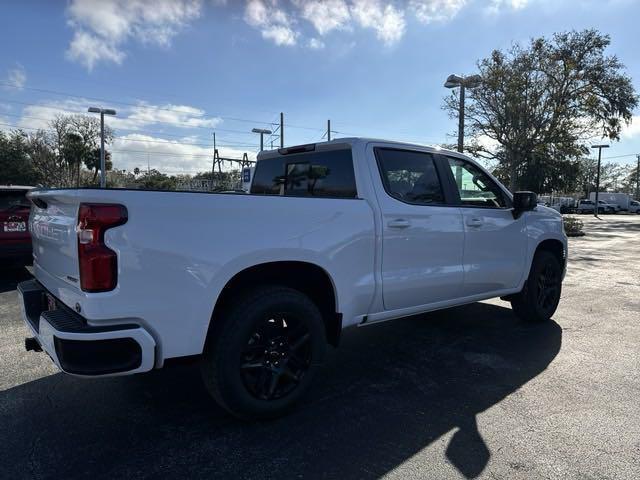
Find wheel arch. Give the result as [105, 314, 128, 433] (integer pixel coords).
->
[535, 238, 565, 268]
[206, 261, 342, 349]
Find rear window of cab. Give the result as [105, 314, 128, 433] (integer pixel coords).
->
[250, 149, 357, 199]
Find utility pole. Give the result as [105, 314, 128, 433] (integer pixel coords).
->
[327, 119, 331, 142]
[214, 133, 221, 173]
[591, 144, 609, 218]
[280, 112, 284, 148]
[209, 132, 220, 190]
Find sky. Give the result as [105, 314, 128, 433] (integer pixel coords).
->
[1, 0, 640, 175]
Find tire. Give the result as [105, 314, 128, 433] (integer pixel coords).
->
[510, 250, 562, 323]
[201, 286, 327, 420]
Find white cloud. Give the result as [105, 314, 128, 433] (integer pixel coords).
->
[350, 0, 406, 45]
[122, 103, 222, 130]
[475, 134, 500, 153]
[621, 116, 640, 139]
[243, 0, 410, 48]
[261, 24, 298, 45]
[14, 98, 221, 134]
[65, 0, 202, 70]
[409, 0, 466, 23]
[486, 0, 529, 14]
[293, 0, 352, 35]
[16, 99, 89, 131]
[3, 64, 27, 91]
[244, 0, 298, 46]
[66, 31, 126, 70]
[308, 37, 326, 49]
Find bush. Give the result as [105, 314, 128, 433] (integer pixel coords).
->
[563, 216, 585, 237]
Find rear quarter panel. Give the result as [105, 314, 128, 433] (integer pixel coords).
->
[31, 189, 376, 363]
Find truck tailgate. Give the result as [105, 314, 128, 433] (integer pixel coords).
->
[28, 190, 82, 290]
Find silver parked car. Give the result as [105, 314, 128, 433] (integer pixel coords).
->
[577, 199, 615, 214]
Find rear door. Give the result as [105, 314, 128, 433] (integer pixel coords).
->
[442, 156, 526, 297]
[373, 148, 465, 311]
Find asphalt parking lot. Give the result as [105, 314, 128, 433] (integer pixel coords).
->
[1, 215, 639, 479]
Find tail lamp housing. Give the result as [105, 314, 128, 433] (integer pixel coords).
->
[77, 203, 128, 292]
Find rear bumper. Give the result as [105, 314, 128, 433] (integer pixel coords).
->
[18, 279, 155, 377]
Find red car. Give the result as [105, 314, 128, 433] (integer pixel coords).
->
[0, 185, 34, 264]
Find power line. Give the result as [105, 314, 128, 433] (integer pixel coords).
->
[110, 149, 247, 159]
[0, 96, 332, 140]
[0, 98, 269, 137]
[0, 122, 258, 150]
[0, 80, 345, 135]
[1, 111, 260, 147]
[602, 153, 640, 160]
[0, 81, 275, 127]
[0, 121, 252, 160]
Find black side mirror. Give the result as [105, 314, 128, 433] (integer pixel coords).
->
[512, 191, 537, 219]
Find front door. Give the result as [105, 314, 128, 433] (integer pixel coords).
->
[443, 156, 526, 297]
[374, 148, 465, 311]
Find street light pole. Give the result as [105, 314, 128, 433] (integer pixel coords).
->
[444, 74, 482, 153]
[251, 128, 272, 152]
[591, 144, 609, 218]
[100, 113, 105, 186]
[88, 107, 116, 188]
[457, 84, 465, 153]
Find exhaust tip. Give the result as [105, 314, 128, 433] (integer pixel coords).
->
[25, 337, 42, 352]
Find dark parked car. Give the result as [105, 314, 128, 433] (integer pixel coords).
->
[0, 186, 33, 264]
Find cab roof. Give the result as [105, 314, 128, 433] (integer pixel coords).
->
[257, 137, 468, 161]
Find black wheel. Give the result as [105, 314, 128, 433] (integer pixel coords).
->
[511, 251, 562, 322]
[201, 286, 326, 420]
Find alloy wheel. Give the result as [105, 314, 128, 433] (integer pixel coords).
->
[239, 314, 312, 401]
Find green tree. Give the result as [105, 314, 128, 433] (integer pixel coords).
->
[25, 114, 114, 187]
[84, 148, 113, 184]
[444, 29, 637, 191]
[135, 169, 177, 190]
[575, 157, 599, 197]
[0, 130, 41, 185]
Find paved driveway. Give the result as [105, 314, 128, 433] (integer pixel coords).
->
[1, 216, 638, 479]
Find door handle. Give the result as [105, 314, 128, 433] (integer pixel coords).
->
[466, 217, 483, 228]
[388, 219, 411, 229]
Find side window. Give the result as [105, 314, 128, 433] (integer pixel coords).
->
[250, 148, 357, 198]
[376, 149, 445, 205]
[447, 157, 509, 208]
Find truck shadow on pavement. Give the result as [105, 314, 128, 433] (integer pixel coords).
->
[0, 265, 31, 293]
[1, 302, 561, 480]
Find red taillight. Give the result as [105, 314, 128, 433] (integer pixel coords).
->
[77, 203, 128, 292]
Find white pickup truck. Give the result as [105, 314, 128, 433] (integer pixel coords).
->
[19, 138, 567, 419]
